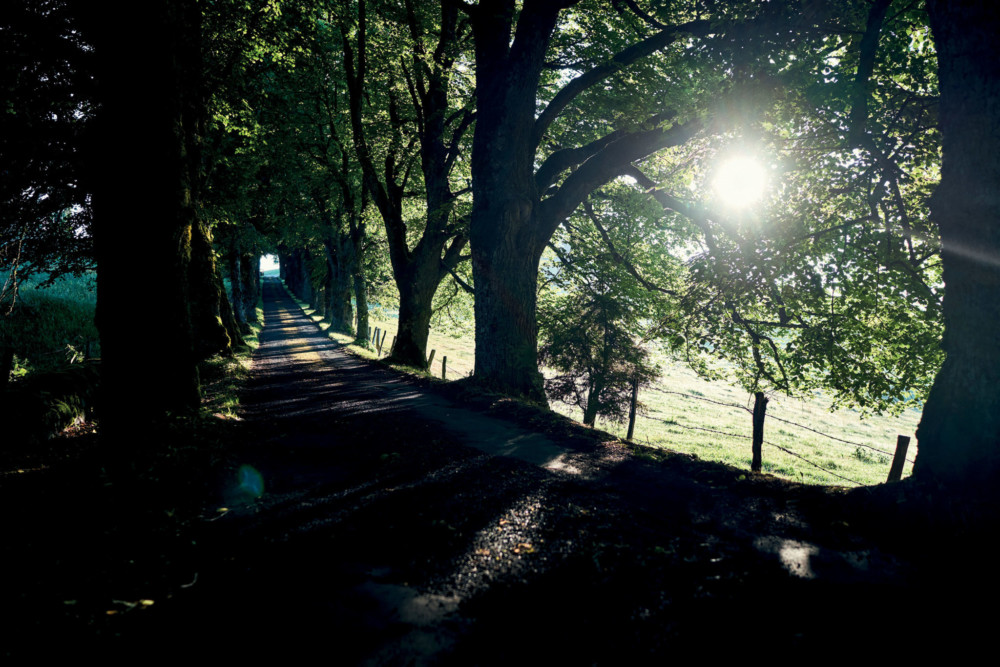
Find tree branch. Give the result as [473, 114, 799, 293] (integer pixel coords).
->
[532, 19, 713, 148]
[582, 200, 677, 296]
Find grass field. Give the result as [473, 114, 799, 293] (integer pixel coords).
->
[294, 286, 920, 488]
[1, 272, 99, 378]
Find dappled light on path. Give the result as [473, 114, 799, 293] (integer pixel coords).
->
[191, 278, 933, 661]
[244, 280, 579, 474]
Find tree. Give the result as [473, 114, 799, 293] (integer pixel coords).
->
[538, 191, 667, 426]
[464, 0, 817, 401]
[88, 0, 204, 435]
[338, 0, 473, 368]
[1, 1, 95, 295]
[914, 0, 1000, 484]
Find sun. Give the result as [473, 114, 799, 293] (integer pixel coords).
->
[712, 156, 768, 209]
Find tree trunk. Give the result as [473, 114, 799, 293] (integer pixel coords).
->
[323, 238, 354, 334]
[228, 246, 248, 333]
[188, 221, 231, 360]
[467, 1, 561, 403]
[353, 266, 370, 345]
[751, 391, 768, 473]
[583, 380, 600, 426]
[626, 376, 639, 441]
[914, 1, 1000, 484]
[90, 0, 202, 439]
[388, 265, 438, 369]
[216, 265, 243, 351]
[471, 233, 547, 400]
[239, 251, 259, 324]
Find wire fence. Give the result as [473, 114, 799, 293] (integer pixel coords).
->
[647, 387, 915, 486]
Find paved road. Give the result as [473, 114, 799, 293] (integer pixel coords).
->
[244, 278, 587, 473]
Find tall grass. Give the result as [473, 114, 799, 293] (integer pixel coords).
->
[1, 272, 99, 378]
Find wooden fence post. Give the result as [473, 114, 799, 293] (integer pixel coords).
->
[390, 336, 396, 355]
[379, 330, 387, 356]
[886, 435, 911, 483]
[626, 376, 639, 441]
[372, 327, 379, 345]
[442, 356, 447, 380]
[426, 349, 436, 368]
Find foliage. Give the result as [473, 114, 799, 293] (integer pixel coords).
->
[0, 272, 98, 377]
[1, 1, 95, 292]
[610, 0, 944, 417]
[539, 187, 674, 424]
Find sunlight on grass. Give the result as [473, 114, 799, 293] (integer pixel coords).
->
[283, 281, 919, 487]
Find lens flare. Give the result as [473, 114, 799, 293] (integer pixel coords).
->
[713, 156, 767, 209]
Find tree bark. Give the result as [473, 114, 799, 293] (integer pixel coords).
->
[323, 237, 354, 334]
[189, 221, 232, 360]
[216, 265, 243, 351]
[90, 0, 202, 438]
[353, 263, 370, 345]
[583, 381, 600, 426]
[239, 251, 259, 324]
[228, 246, 249, 332]
[914, 1, 1000, 484]
[751, 391, 768, 473]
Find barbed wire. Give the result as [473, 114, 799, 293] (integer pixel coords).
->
[649, 387, 914, 464]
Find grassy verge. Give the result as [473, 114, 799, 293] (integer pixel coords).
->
[198, 304, 264, 420]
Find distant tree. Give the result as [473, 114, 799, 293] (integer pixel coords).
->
[338, 0, 474, 369]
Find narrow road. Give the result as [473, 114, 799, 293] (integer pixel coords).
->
[242, 278, 583, 473]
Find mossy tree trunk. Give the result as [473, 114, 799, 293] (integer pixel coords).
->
[228, 245, 249, 333]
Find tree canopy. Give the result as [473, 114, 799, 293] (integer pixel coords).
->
[9, 0, 1000, 487]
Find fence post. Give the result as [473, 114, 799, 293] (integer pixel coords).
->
[442, 356, 447, 380]
[626, 376, 639, 441]
[427, 349, 436, 368]
[379, 330, 387, 356]
[886, 435, 911, 483]
[372, 327, 379, 345]
[390, 335, 396, 355]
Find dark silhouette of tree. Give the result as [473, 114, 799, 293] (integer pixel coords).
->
[914, 0, 1000, 484]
